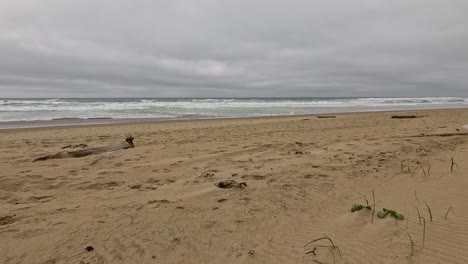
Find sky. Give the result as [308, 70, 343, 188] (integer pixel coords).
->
[0, 0, 467, 98]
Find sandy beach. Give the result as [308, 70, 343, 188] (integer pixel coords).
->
[1, 108, 468, 264]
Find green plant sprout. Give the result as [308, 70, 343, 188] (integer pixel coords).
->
[377, 208, 405, 220]
[351, 199, 372, 212]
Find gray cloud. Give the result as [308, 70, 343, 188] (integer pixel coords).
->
[1, 0, 467, 97]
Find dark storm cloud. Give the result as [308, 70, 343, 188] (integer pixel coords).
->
[1, 0, 467, 97]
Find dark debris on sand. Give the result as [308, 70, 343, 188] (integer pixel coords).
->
[85, 246, 94, 252]
[215, 180, 247, 189]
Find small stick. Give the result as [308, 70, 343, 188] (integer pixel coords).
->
[421, 217, 426, 248]
[406, 211, 410, 229]
[425, 202, 433, 222]
[304, 235, 341, 263]
[414, 206, 421, 224]
[414, 191, 419, 202]
[406, 231, 414, 259]
[305, 245, 333, 255]
[420, 166, 426, 177]
[445, 207, 454, 219]
[304, 236, 336, 248]
[451, 157, 458, 172]
[329, 248, 337, 264]
[372, 190, 376, 223]
[426, 157, 431, 175]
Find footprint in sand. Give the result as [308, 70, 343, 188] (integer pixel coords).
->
[97, 171, 124, 176]
[128, 183, 143, 189]
[0, 215, 17, 225]
[146, 178, 176, 185]
[68, 170, 79, 176]
[200, 172, 215, 179]
[25, 174, 44, 180]
[147, 199, 172, 204]
[0, 178, 25, 192]
[241, 174, 266, 180]
[15, 195, 55, 204]
[84, 181, 121, 190]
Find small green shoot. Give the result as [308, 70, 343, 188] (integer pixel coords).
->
[351, 199, 371, 212]
[377, 208, 404, 220]
[351, 204, 371, 212]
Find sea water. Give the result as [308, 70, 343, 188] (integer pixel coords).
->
[0, 97, 466, 125]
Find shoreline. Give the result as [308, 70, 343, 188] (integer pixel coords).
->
[1, 97, 467, 130]
[1, 106, 467, 132]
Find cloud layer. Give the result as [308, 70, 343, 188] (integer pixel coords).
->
[1, 0, 467, 97]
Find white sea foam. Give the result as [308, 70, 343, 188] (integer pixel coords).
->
[0, 97, 466, 122]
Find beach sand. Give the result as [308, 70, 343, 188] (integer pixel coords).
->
[1, 109, 468, 264]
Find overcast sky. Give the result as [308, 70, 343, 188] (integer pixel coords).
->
[1, 0, 467, 98]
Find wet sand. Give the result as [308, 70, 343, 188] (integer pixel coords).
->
[1, 108, 468, 264]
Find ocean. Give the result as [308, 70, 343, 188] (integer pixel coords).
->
[0, 97, 467, 128]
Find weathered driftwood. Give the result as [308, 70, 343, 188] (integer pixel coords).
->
[391, 115, 422, 119]
[317, 115, 336, 119]
[412, 132, 468, 138]
[61, 143, 88, 149]
[33, 136, 135, 162]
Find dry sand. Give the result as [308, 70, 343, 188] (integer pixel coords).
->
[1, 109, 468, 264]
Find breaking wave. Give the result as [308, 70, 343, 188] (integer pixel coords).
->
[0, 97, 466, 122]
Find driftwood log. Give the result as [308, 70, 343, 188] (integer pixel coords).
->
[391, 115, 422, 119]
[33, 136, 135, 162]
[61, 143, 88, 149]
[411, 132, 468, 138]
